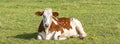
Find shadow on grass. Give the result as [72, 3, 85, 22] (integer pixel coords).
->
[12, 33, 38, 40]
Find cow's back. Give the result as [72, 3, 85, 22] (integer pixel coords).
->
[57, 18, 72, 29]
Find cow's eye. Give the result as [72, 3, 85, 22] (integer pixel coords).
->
[43, 15, 45, 17]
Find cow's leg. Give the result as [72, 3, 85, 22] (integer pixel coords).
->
[38, 34, 42, 40]
[46, 32, 56, 40]
[54, 31, 60, 40]
[37, 31, 46, 40]
[72, 18, 87, 39]
[76, 25, 86, 39]
[58, 36, 67, 40]
[54, 31, 67, 40]
[54, 35, 67, 40]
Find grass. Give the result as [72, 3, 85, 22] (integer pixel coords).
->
[0, 0, 120, 44]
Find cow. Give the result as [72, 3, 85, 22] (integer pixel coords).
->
[35, 8, 87, 40]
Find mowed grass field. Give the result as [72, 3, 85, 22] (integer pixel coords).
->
[0, 0, 120, 44]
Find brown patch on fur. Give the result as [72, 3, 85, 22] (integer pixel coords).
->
[49, 22, 64, 33]
[57, 18, 72, 30]
[49, 17, 72, 33]
[38, 20, 45, 32]
[57, 35, 60, 40]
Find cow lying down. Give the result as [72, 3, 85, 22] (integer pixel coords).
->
[35, 8, 87, 40]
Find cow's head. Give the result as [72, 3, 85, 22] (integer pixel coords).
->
[35, 8, 59, 28]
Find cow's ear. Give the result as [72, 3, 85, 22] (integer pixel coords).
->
[35, 11, 43, 16]
[52, 12, 59, 17]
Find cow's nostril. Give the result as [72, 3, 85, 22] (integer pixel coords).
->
[45, 24, 49, 27]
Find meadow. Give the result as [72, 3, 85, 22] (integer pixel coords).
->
[0, 0, 120, 44]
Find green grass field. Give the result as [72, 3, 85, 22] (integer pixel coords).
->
[0, 0, 120, 44]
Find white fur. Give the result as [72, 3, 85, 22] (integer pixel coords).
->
[43, 8, 53, 28]
[46, 32, 54, 40]
[54, 31, 61, 40]
[70, 18, 87, 38]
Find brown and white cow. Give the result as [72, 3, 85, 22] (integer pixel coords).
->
[35, 8, 87, 40]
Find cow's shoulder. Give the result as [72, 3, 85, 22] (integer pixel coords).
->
[38, 20, 45, 32]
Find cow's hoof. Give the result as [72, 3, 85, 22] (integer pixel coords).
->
[37, 35, 42, 40]
[79, 37, 85, 40]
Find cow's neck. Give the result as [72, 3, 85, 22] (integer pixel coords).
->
[44, 17, 58, 35]
[52, 17, 58, 25]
